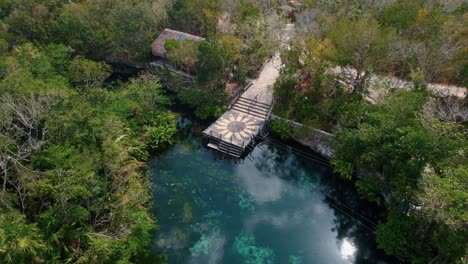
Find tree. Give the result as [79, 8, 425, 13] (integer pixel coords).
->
[7, 43, 55, 79]
[327, 17, 396, 94]
[126, 73, 172, 110]
[68, 56, 111, 89]
[194, 33, 244, 84]
[375, 206, 433, 263]
[106, 0, 168, 62]
[0, 212, 45, 263]
[179, 87, 227, 119]
[4, 3, 48, 44]
[418, 166, 467, 232]
[380, 0, 424, 32]
[0, 92, 55, 209]
[168, 0, 223, 35]
[332, 88, 467, 262]
[332, 90, 437, 197]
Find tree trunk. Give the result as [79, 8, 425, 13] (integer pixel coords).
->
[1, 159, 8, 192]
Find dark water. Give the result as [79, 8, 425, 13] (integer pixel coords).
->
[148, 122, 395, 264]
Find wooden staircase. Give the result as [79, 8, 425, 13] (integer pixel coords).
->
[231, 96, 271, 120]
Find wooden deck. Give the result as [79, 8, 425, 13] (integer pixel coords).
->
[203, 55, 280, 158]
[203, 96, 272, 158]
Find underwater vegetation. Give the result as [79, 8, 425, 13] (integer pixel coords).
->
[204, 210, 223, 219]
[190, 234, 211, 256]
[239, 192, 256, 213]
[182, 202, 193, 223]
[298, 171, 318, 189]
[233, 232, 275, 264]
[189, 210, 225, 257]
[288, 255, 303, 264]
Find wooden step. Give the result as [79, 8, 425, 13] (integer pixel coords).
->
[232, 105, 270, 116]
[218, 143, 243, 151]
[234, 100, 270, 111]
[207, 142, 220, 150]
[238, 97, 271, 107]
[235, 99, 270, 110]
[232, 107, 266, 119]
[219, 143, 243, 155]
[209, 141, 243, 157]
[231, 104, 268, 116]
[218, 150, 242, 158]
[231, 106, 267, 119]
[219, 144, 243, 153]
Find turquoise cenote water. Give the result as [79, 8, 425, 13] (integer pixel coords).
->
[149, 119, 395, 264]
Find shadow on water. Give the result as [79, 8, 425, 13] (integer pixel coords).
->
[148, 118, 398, 264]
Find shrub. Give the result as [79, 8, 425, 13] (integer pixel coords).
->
[269, 119, 293, 140]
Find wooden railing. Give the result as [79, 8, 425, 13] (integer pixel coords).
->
[208, 130, 245, 157]
[247, 94, 258, 114]
[228, 82, 253, 109]
[266, 99, 274, 118]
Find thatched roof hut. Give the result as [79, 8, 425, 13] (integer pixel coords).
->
[151, 29, 205, 58]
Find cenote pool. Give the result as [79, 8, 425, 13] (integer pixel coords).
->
[148, 120, 395, 264]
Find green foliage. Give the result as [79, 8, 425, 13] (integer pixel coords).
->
[178, 1, 468, 262]
[269, 119, 293, 141]
[165, 39, 200, 69]
[328, 17, 396, 92]
[418, 166, 468, 232]
[380, 0, 424, 31]
[233, 63, 248, 85]
[8, 43, 57, 79]
[43, 44, 73, 76]
[68, 56, 111, 89]
[0, 212, 45, 263]
[235, 1, 260, 22]
[126, 73, 172, 110]
[179, 87, 227, 119]
[196, 34, 225, 84]
[333, 90, 431, 192]
[0, 43, 170, 262]
[300, 0, 466, 85]
[332, 88, 467, 262]
[164, 39, 180, 52]
[168, 0, 222, 35]
[0, 1, 466, 263]
[195, 33, 245, 84]
[2, 0, 165, 62]
[168, 0, 204, 35]
[273, 68, 364, 131]
[355, 176, 385, 205]
[410, 68, 428, 91]
[273, 69, 297, 116]
[376, 207, 432, 263]
[143, 112, 177, 151]
[330, 158, 353, 180]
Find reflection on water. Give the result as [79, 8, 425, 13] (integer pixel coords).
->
[148, 128, 395, 264]
[341, 238, 357, 261]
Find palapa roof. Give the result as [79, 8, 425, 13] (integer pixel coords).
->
[151, 29, 205, 58]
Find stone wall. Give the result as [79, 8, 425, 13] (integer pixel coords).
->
[270, 114, 335, 158]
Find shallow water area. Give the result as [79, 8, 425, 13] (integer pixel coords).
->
[149, 123, 394, 264]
